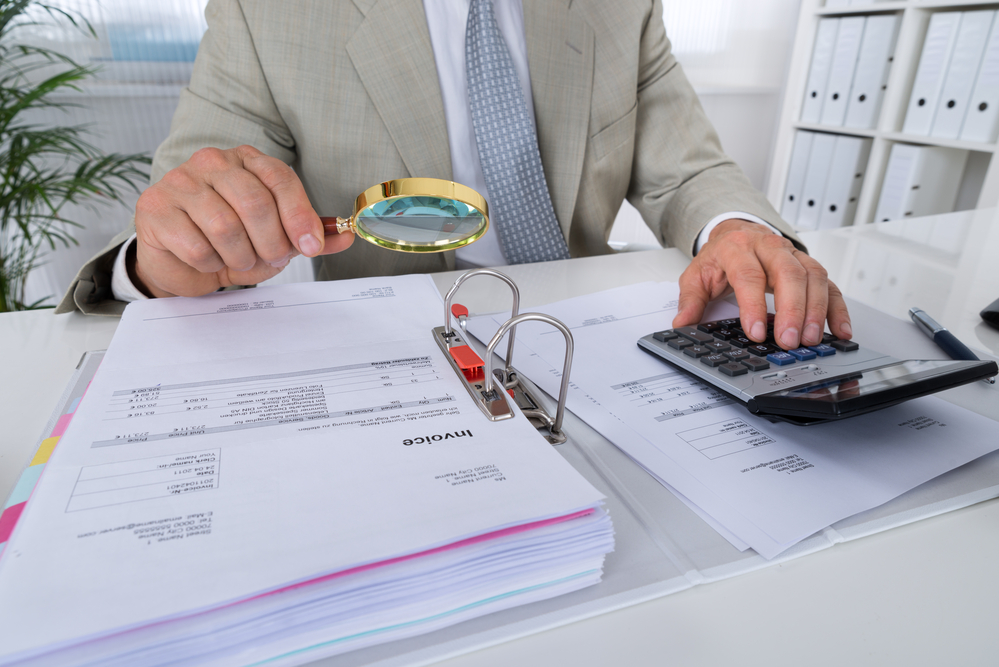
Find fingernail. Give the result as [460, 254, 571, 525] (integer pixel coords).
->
[268, 256, 291, 269]
[751, 321, 766, 341]
[299, 234, 321, 256]
[781, 328, 799, 349]
[804, 323, 821, 345]
[840, 321, 853, 339]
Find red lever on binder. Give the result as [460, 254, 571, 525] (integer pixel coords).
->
[448, 345, 484, 382]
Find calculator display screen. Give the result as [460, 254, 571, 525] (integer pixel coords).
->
[778, 360, 960, 402]
[754, 359, 996, 420]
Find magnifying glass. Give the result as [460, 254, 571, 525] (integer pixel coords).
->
[321, 178, 488, 253]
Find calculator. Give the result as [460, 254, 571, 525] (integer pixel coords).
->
[638, 316, 998, 425]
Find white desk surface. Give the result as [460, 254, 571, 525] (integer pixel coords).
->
[2, 212, 997, 667]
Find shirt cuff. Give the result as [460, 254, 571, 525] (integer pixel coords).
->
[693, 212, 782, 255]
[111, 234, 150, 303]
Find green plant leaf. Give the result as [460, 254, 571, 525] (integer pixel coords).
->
[1, 0, 150, 311]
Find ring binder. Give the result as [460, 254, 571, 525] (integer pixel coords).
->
[432, 269, 574, 444]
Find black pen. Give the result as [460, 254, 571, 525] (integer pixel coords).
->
[909, 307, 995, 385]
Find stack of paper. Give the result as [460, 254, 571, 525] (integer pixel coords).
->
[466, 282, 999, 559]
[0, 275, 613, 666]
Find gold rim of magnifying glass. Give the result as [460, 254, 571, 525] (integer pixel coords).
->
[337, 178, 489, 253]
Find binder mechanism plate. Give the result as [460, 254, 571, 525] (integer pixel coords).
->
[432, 326, 514, 421]
[433, 269, 574, 444]
[432, 325, 566, 443]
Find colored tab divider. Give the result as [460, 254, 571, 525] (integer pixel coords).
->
[0, 503, 26, 545]
[30, 437, 60, 468]
[0, 380, 90, 557]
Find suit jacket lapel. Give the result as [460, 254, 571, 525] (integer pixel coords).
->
[347, 0, 452, 180]
[523, 0, 594, 233]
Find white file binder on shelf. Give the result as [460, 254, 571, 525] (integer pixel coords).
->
[820, 16, 866, 127]
[931, 11, 996, 140]
[844, 14, 900, 129]
[801, 19, 839, 124]
[780, 130, 814, 225]
[961, 16, 999, 143]
[874, 143, 968, 223]
[903, 12, 961, 136]
[796, 132, 837, 231]
[818, 135, 872, 229]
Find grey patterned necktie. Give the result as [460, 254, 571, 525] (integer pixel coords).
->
[466, 0, 571, 264]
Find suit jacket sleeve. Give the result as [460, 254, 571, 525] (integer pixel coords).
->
[626, 0, 802, 255]
[55, 0, 295, 315]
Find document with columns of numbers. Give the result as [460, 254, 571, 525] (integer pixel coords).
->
[465, 282, 999, 560]
[0, 275, 612, 667]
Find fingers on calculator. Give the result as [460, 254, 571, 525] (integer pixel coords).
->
[652, 317, 859, 375]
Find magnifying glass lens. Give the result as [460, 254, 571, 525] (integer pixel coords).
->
[355, 195, 487, 252]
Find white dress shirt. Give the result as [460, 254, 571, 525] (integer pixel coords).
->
[112, 0, 775, 302]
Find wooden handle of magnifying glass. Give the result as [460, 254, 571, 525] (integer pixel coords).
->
[320, 217, 351, 236]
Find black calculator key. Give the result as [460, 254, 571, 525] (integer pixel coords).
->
[719, 362, 748, 377]
[724, 350, 750, 362]
[747, 344, 776, 357]
[653, 330, 678, 342]
[730, 336, 753, 348]
[821, 332, 838, 344]
[830, 339, 859, 352]
[700, 353, 728, 367]
[675, 327, 714, 344]
[667, 338, 692, 350]
[718, 318, 740, 327]
[683, 345, 711, 358]
[705, 341, 731, 353]
[741, 357, 770, 372]
[697, 322, 722, 334]
[713, 329, 735, 341]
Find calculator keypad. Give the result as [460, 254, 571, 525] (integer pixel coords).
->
[651, 318, 859, 380]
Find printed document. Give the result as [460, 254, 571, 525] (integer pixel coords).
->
[466, 281, 999, 559]
[0, 275, 608, 664]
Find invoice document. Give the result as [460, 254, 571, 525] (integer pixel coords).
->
[466, 281, 999, 559]
[0, 275, 609, 664]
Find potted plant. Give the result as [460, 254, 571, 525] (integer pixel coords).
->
[1, 0, 150, 311]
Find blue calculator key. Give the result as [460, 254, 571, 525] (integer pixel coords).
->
[788, 347, 817, 361]
[808, 344, 836, 357]
[766, 351, 796, 366]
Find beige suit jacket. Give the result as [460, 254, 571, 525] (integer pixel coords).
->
[57, 0, 798, 315]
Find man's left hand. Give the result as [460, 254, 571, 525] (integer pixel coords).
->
[673, 219, 852, 350]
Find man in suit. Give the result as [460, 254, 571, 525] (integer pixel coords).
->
[56, 0, 851, 352]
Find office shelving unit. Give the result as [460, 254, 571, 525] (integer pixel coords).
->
[767, 0, 999, 228]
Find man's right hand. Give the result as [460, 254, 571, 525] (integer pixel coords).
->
[130, 145, 354, 298]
